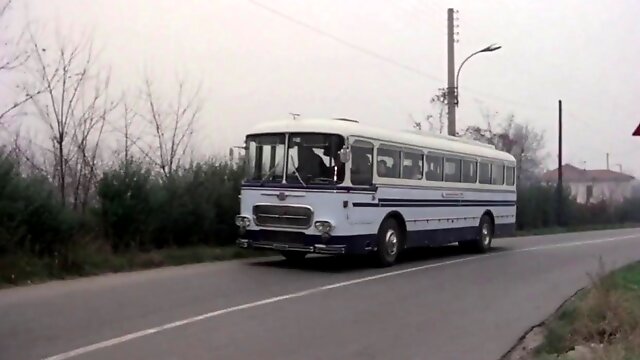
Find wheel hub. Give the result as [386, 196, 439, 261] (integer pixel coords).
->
[385, 230, 398, 255]
[482, 223, 491, 245]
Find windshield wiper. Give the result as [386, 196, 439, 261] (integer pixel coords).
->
[288, 154, 306, 187]
[260, 161, 282, 185]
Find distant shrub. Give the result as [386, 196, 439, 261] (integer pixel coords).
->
[0, 154, 78, 257]
[96, 161, 156, 252]
[149, 161, 242, 248]
[96, 160, 242, 251]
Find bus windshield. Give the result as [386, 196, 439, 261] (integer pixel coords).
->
[245, 134, 286, 183]
[287, 133, 345, 185]
[244, 133, 345, 185]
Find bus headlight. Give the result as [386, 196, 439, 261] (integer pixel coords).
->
[235, 215, 251, 228]
[314, 220, 333, 234]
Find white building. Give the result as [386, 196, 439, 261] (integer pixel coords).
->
[542, 164, 635, 204]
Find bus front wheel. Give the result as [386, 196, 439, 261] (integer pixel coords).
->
[374, 218, 402, 267]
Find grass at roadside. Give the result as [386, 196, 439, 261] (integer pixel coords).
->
[534, 261, 640, 359]
[0, 246, 271, 288]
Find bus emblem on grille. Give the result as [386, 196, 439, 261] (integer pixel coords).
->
[277, 192, 287, 201]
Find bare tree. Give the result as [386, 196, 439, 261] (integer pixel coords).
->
[0, 0, 43, 125]
[22, 31, 116, 209]
[121, 101, 135, 169]
[135, 75, 201, 178]
[411, 89, 447, 134]
[462, 108, 547, 184]
[429, 89, 447, 134]
[6, 128, 49, 175]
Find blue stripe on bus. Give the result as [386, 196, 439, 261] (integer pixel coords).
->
[378, 198, 514, 203]
[352, 201, 516, 208]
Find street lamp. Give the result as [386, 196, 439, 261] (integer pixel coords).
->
[455, 43, 501, 106]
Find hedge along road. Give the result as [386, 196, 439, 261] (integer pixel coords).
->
[1, 228, 639, 360]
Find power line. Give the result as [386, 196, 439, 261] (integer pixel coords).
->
[247, 0, 558, 114]
[247, 0, 441, 82]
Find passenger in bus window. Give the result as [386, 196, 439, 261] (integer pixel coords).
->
[377, 159, 389, 177]
[351, 152, 372, 185]
[412, 164, 422, 179]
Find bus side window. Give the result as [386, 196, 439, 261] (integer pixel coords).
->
[506, 166, 515, 186]
[444, 157, 462, 182]
[425, 155, 443, 181]
[462, 160, 477, 183]
[402, 151, 423, 180]
[479, 162, 491, 184]
[350, 141, 373, 185]
[377, 146, 401, 178]
[491, 163, 505, 185]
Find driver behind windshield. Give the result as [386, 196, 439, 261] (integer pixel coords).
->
[297, 145, 328, 179]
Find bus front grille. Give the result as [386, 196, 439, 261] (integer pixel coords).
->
[253, 204, 313, 229]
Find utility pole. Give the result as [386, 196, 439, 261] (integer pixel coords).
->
[606, 152, 610, 170]
[446, 8, 456, 136]
[557, 100, 563, 226]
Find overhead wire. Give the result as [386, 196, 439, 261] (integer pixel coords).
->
[247, 0, 441, 82]
[247, 0, 565, 114]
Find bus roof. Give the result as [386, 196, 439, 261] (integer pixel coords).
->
[248, 118, 516, 163]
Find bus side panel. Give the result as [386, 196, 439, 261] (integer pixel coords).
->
[361, 185, 516, 248]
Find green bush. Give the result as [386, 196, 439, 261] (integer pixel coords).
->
[516, 183, 640, 231]
[96, 160, 242, 251]
[614, 197, 640, 223]
[97, 161, 156, 252]
[0, 154, 78, 257]
[149, 161, 242, 248]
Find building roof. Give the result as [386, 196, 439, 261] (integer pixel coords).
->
[541, 164, 635, 183]
[248, 118, 516, 163]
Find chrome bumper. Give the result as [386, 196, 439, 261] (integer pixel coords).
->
[237, 239, 346, 255]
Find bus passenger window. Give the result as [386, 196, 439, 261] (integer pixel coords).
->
[491, 164, 505, 185]
[350, 141, 373, 185]
[425, 155, 443, 181]
[478, 162, 491, 184]
[377, 147, 401, 178]
[444, 158, 462, 182]
[462, 160, 477, 183]
[402, 151, 423, 180]
[506, 166, 515, 186]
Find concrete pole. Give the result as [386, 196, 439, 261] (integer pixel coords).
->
[447, 8, 456, 136]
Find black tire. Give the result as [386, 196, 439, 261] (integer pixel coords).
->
[280, 251, 307, 262]
[373, 218, 403, 267]
[459, 214, 493, 253]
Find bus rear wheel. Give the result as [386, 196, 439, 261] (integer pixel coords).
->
[460, 214, 493, 253]
[374, 218, 402, 267]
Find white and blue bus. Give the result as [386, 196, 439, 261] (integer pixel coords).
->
[236, 118, 517, 266]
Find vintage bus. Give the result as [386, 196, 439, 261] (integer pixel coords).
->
[236, 118, 517, 266]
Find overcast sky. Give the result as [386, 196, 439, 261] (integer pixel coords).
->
[5, 0, 640, 175]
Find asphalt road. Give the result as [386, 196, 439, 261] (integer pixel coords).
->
[2, 228, 640, 360]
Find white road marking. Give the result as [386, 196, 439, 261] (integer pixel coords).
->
[43, 233, 640, 360]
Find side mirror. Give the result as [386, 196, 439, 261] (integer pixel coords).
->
[338, 148, 351, 163]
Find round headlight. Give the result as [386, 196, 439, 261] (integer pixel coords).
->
[235, 215, 251, 227]
[314, 220, 333, 233]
